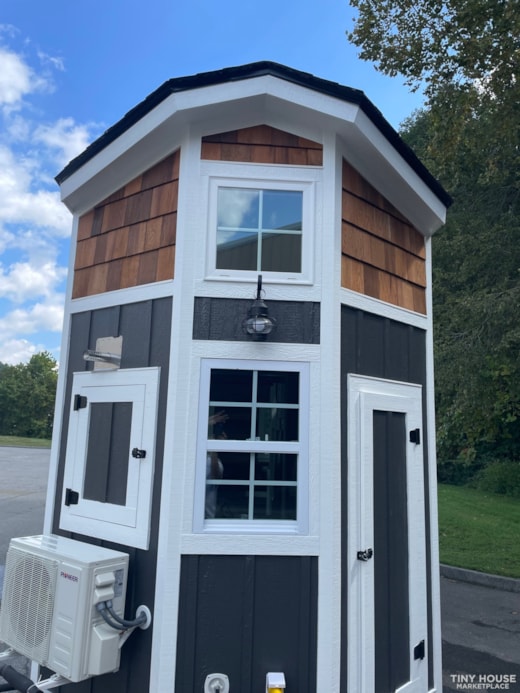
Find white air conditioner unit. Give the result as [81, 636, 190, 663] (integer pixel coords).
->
[0, 535, 129, 683]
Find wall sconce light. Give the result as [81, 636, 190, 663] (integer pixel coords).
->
[266, 672, 286, 693]
[83, 350, 121, 366]
[83, 336, 122, 370]
[243, 275, 276, 341]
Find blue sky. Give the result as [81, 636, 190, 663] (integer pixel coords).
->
[0, 0, 424, 364]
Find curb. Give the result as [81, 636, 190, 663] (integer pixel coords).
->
[440, 563, 520, 593]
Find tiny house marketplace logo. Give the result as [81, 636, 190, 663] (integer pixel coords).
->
[450, 674, 518, 690]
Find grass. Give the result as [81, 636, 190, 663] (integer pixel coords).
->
[438, 483, 520, 578]
[0, 435, 51, 448]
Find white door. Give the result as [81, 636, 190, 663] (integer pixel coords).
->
[348, 375, 428, 693]
[60, 367, 160, 549]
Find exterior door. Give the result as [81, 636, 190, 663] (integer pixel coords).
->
[347, 375, 427, 693]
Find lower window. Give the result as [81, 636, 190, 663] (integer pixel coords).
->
[195, 360, 309, 532]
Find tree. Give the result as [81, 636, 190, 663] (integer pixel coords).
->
[401, 106, 520, 479]
[0, 352, 58, 439]
[347, 0, 520, 478]
[347, 0, 520, 189]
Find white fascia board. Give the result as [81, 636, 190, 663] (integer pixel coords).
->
[59, 73, 447, 234]
[341, 109, 447, 235]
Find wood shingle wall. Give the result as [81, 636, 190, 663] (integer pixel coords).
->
[73, 152, 179, 298]
[341, 161, 427, 314]
[201, 125, 323, 165]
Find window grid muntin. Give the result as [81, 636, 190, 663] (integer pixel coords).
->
[216, 187, 303, 274]
[206, 367, 300, 521]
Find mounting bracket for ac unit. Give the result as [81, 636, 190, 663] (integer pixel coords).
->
[31, 673, 71, 691]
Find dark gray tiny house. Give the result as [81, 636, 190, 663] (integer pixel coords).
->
[45, 62, 450, 692]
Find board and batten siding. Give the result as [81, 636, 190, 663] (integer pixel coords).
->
[201, 124, 323, 165]
[175, 555, 318, 693]
[341, 161, 427, 314]
[51, 298, 172, 693]
[73, 152, 179, 299]
[339, 305, 435, 691]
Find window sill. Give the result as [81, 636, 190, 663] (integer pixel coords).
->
[180, 532, 319, 556]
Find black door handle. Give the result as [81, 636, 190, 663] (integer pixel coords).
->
[357, 548, 373, 561]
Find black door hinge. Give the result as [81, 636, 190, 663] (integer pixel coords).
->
[65, 488, 79, 506]
[414, 639, 425, 660]
[132, 448, 146, 459]
[73, 394, 87, 411]
[409, 428, 421, 444]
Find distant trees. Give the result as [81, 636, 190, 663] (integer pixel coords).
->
[348, 0, 520, 489]
[0, 352, 58, 439]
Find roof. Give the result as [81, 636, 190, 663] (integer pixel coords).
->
[55, 61, 451, 208]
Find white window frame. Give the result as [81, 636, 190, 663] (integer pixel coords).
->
[206, 175, 315, 283]
[60, 367, 160, 549]
[193, 359, 310, 534]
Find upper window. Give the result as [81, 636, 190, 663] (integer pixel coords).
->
[217, 188, 303, 273]
[194, 360, 309, 533]
[207, 177, 314, 282]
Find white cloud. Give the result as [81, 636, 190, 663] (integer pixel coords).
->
[0, 261, 67, 303]
[33, 117, 95, 169]
[0, 296, 65, 339]
[0, 338, 46, 365]
[0, 144, 72, 236]
[0, 34, 99, 363]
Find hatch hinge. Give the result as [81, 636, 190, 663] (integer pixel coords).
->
[73, 394, 87, 411]
[414, 639, 425, 660]
[64, 488, 80, 506]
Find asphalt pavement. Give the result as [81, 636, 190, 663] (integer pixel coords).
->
[0, 446, 519, 692]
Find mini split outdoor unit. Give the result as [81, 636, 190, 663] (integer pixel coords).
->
[0, 535, 131, 683]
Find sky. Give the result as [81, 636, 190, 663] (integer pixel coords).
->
[0, 0, 425, 365]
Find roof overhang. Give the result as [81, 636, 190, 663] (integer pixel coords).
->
[57, 62, 451, 236]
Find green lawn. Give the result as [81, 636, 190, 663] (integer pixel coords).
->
[0, 435, 51, 448]
[437, 483, 520, 578]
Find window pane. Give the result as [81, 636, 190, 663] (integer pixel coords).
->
[254, 486, 297, 520]
[206, 484, 249, 519]
[256, 407, 299, 441]
[261, 233, 302, 272]
[208, 406, 252, 440]
[257, 371, 299, 403]
[262, 190, 302, 230]
[255, 453, 297, 481]
[208, 451, 251, 481]
[210, 369, 253, 402]
[216, 230, 258, 270]
[218, 188, 259, 228]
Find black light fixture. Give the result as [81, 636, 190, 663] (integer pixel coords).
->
[243, 275, 276, 341]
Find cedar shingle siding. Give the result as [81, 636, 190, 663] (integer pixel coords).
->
[201, 124, 322, 165]
[73, 152, 179, 298]
[341, 161, 427, 313]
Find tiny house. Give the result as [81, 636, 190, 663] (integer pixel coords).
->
[45, 62, 450, 692]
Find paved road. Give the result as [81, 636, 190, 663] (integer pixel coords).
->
[441, 576, 520, 692]
[0, 446, 49, 591]
[0, 446, 519, 692]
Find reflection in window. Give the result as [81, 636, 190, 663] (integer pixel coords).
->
[205, 368, 300, 521]
[216, 188, 303, 273]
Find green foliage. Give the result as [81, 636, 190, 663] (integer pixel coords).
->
[474, 461, 520, 498]
[347, 0, 519, 103]
[0, 352, 58, 439]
